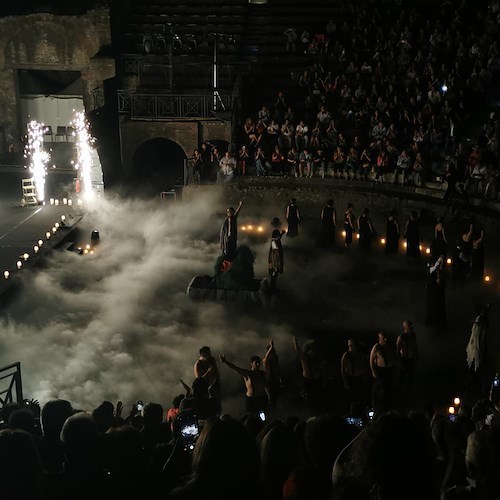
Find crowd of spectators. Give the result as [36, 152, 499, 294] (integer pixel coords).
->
[234, 0, 500, 199]
[1, 337, 499, 500]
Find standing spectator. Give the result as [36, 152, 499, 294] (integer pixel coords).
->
[295, 120, 309, 151]
[254, 147, 267, 176]
[370, 332, 395, 413]
[343, 203, 356, 247]
[216, 151, 236, 184]
[299, 148, 313, 177]
[286, 146, 299, 177]
[238, 144, 249, 177]
[320, 199, 336, 248]
[268, 229, 284, 293]
[279, 120, 294, 152]
[385, 209, 400, 255]
[286, 198, 300, 238]
[219, 354, 268, 416]
[271, 145, 284, 176]
[396, 149, 411, 184]
[200, 142, 212, 182]
[284, 27, 297, 52]
[192, 148, 202, 183]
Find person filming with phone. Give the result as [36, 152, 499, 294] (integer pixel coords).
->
[219, 354, 268, 416]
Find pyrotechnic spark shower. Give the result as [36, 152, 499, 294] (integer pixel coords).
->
[25, 121, 50, 202]
[73, 111, 95, 201]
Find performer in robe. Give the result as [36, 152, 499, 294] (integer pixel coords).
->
[220, 200, 243, 260]
[268, 229, 284, 293]
[286, 198, 300, 238]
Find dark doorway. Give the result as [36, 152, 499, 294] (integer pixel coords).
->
[132, 138, 186, 194]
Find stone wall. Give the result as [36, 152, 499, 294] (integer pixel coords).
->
[183, 180, 500, 233]
[0, 7, 114, 150]
[119, 118, 231, 179]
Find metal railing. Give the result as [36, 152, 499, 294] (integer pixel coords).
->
[118, 91, 233, 119]
[0, 362, 23, 410]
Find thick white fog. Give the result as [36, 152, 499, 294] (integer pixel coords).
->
[0, 191, 496, 413]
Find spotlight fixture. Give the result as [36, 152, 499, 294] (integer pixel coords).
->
[23, 253, 29, 261]
[4, 271, 9, 279]
[16, 261, 22, 269]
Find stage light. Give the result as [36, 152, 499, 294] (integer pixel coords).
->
[55, 223, 60, 229]
[86, 244, 91, 250]
[38, 240, 43, 246]
[90, 250, 94, 255]
[63, 198, 67, 205]
[23, 253, 29, 261]
[50, 198, 54, 205]
[143, 34, 153, 54]
[341, 230, 346, 237]
[380, 238, 386, 244]
[356, 234, 360, 239]
[257, 226, 263, 232]
[446, 258, 452, 265]
[419, 244, 422, 251]
[448, 406, 455, 415]
[484, 275, 491, 282]
[4, 271, 9, 279]
[61, 215, 66, 222]
[441, 84, 448, 92]
[241, 226, 246, 231]
[84, 249, 89, 254]
[52, 226, 57, 234]
[55, 199, 59, 206]
[403, 241, 407, 248]
[68, 199, 73, 206]
[46, 232, 51, 239]
[425, 248, 431, 254]
[454, 397, 461, 406]
[16, 261, 22, 269]
[34, 245, 39, 254]
[77, 199, 83, 206]
[248, 225, 253, 230]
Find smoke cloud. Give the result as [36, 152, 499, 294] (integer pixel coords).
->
[0, 191, 498, 414]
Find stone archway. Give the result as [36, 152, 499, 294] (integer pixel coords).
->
[132, 137, 187, 194]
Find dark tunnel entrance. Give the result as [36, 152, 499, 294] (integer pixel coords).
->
[132, 138, 186, 195]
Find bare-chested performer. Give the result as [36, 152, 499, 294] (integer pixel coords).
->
[219, 353, 268, 415]
[194, 346, 220, 400]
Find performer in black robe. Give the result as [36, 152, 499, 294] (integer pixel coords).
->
[357, 208, 375, 253]
[320, 199, 336, 247]
[385, 209, 400, 254]
[268, 229, 284, 292]
[344, 203, 355, 247]
[404, 211, 421, 258]
[286, 198, 300, 238]
[220, 201, 243, 260]
[431, 218, 448, 259]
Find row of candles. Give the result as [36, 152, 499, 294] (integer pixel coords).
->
[3, 214, 67, 280]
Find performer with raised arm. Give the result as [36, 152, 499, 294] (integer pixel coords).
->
[220, 200, 243, 260]
[219, 353, 268, 415]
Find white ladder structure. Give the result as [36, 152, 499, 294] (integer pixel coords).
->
[21, 178, 38, 206]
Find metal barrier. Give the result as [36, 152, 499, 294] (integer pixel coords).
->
[118, 92, 233, 119]
[0, 362, 23, 409]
